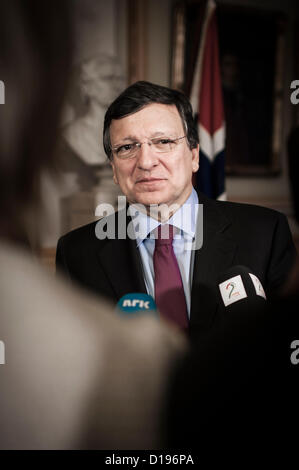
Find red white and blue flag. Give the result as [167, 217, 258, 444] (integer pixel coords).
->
[190, 0, 226, 200]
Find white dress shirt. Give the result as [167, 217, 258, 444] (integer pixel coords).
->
[128, 187, 199, 318]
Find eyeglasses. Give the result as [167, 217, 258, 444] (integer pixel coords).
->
[112, 135, 187, 160]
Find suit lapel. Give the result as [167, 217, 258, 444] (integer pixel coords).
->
[95, 209, 147, 300]
[190, 193, 238, 335]
[94, 194, 238, 331]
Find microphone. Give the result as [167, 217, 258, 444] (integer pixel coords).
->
[170, 266, 293, 459]
[208, 265, 269, 367]
[116, 293, 158, 318]
[218, 265, 267, 309]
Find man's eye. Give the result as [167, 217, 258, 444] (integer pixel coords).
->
[156, 138, 174, 145]
[117, 144, 134, 153]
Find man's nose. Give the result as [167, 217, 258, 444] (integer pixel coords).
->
[136, 142, 159, 170]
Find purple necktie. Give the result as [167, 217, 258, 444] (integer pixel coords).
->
[153, 224, 189, 330]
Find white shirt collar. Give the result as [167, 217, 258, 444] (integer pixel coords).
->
[128, 187, 199, 247]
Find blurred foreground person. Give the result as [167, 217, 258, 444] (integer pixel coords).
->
[0, 1, 185, 449]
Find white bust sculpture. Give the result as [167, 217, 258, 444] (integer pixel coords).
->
[63, 55, 125, 165]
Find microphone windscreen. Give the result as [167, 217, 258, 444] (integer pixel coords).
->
[116, 293, 158, 318]
[218, 265, 267, 309]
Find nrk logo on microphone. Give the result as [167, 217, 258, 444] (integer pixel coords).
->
[116, 293, 158, 317]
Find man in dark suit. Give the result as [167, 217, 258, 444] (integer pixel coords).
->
[56, 81, 296, 340]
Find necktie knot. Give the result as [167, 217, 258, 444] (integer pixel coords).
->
[155, 224, 174, 246]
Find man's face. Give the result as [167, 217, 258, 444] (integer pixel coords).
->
[110, 103, 199, 211]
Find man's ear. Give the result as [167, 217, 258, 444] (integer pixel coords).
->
[191, 144, 200, 173]
[110, 159, 119, 185]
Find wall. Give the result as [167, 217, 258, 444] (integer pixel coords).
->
[38, 0, 128, 249]
[38, 0, 299, 251]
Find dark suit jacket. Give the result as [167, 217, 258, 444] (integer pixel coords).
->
[56, 192, 297, 340]
[167, 290, 299, 462]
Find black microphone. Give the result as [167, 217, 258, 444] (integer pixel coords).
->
[215, 265, 268, 345]
[169, 266, 296, 460]
[218, 265, 267, 309]
[169, 266, 270, 455]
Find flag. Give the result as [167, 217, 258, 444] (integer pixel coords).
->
[190, 0, 226, 200]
